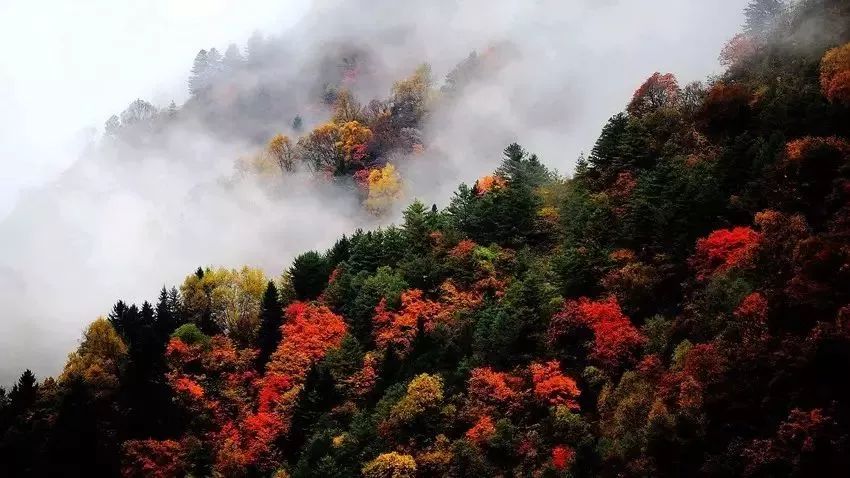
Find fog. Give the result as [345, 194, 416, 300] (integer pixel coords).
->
[0, 0, 748, 384]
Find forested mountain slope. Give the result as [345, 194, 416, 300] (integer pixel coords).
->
[4, 0, 850, 477]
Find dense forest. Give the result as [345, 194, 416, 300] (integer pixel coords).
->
[4, 0, 850, 476]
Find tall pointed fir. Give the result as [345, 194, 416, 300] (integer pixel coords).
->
[188, 49, 210, 97]
[256, 281, 282, 370]
[155, 286, 178, 342]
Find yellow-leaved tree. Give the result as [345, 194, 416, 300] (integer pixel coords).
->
[181, 266, 267, 344]
[209, 266, 267, 345]
[821, 42, 850, 105]
[391, 64, 433, 128]
[267, 134, 296, 173]
[332, 88, 363, 124]
[362, 452, 417, 478]
[364, 163, 403, 215]
[60, 317, 127, 393]
[388, 373, 444, 425]
[297, 121, 373, 174]
[337, 120, 373, 163]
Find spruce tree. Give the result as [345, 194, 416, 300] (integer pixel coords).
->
[290, 251, 331, 300]
[588, 113, 628, 183]
[223, 43, 243, 71]
[326, 235, 351, 268]
[155, 286, 178, 341]
[256, 281, 282, 370]
[188, 49, 210, 97]
[9, 370, 37, 412]
[107, 300, 129, 337]
[402, 200, 430, 253]
[745, 0, 786, 36]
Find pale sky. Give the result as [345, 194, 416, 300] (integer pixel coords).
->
[0, 0, 310, 217]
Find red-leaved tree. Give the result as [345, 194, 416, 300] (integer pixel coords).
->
[549, 297, 645, 370]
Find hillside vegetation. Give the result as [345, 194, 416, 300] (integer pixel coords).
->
[4, 1, 850, 477]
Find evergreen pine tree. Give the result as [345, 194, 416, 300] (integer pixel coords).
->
[745, 0, 787, 36]
[246, 31, 265, 66]
[167, 286, 183, 327]
[587, 113, 628, 185]
[256, 281, 282, 370]
[223, 43, 244, 71]
[289, 251, 331, 300]
[9, 370, 37, 412]
[189, 49, 211, 97]
[285, 363, 338, 457]
[107, 300, 129, 337]
[326, 235, 351, 268]
[155, 286, 178, 341]
[403, 200, 430, 253]
[104, 115, 120, 137]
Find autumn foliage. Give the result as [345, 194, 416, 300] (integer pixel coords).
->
[529, 361, 581, 410]
[466, 415, 496, 445]
[267, 302, 347, 381]
[549, 297, 645, 369]
[8, 3, 850, 477]
[785, 136, 850, 162]
[690, 227, 761, 280]
[720, 33, 758, 67]
[466, 366, 522, 415]
[373, 289, 441, 356]
[476, 175, 506, 196]
[821, 42, 850, 105]
[122, 440, 185, 478]
[362, 452, 417, 478]
[627, 72, 680, 116]
[362, 163, 403, 215]
[551, 445, 576, 471]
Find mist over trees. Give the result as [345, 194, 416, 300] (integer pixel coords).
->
[3, 1, 850, 476]
[0, 0, 746, 388]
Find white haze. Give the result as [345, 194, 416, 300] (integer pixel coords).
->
[0, 0, 748, 384]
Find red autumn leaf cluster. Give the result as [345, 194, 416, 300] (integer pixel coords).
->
[551, 444, 576, 471]
[720, 33, 758, 66]
[466, 366, 522, 414]
[343, 351, 379, 399]
[735, 292, 768, 323]
[820, 42, 850, 105]
[373, 289, 442, 356]
[698, 82, 751, 133]
[658, 343, 726, 412]
[529, 361, 581, 410]
[449, 239, 477, 259]
[690, 227, 761, 281]
[734, 292, 770, 347]
[122, 439, 185, 478]
[172, 376, 204, 399]
[742, 408, 835, 476]
[627, 72, 680, 116]
[266, 302, 347, 381]
[257, 373, 295, 413]
[785, 136, 850, 163]
[466, 415, 496, 445]
[549, 297, 645, 369]
[476, 175, 507, 196]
